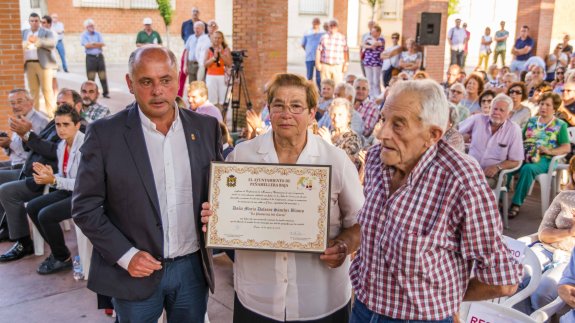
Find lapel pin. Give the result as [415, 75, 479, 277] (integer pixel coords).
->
[191, 133, 196, 141]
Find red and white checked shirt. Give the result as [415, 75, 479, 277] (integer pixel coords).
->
[318, 32, 348, 65]
[354, 98, 379, 137]
[349, 140, 523, 320]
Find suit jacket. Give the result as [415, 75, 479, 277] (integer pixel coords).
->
[22, 27, 57, 70]
[22, 120, 60, 191]
[72, 103, 222, 300]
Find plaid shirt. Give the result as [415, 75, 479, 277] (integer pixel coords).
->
[349, 141, 522, 320]
[81, 102, 111, 123]
[318, 32, 348, 65]
[354, 98, 379, 137]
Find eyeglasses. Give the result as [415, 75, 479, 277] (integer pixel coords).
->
[392, 37, 399, 39]
[450, 89, 463, 94]
[564, 89, 575, 93]
[508, 90, 523, 95]
[481, 99, 493, 104]
[270, 102, 308, 114]
[557, 72, 565, 75]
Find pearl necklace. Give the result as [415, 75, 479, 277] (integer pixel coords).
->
[536, 116, 555, 130]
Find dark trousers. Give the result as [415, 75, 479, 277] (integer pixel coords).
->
[0, 179, 43, 240]
[383, 67, 394, 87]
[450, 50, 464, 68]
[86, 54, 109, 95]
[305, 61, 321, 90]
[26, 190, 72, 261]
[113, 252, 208, 323]
[350, 299, 453, 323]
[233, 294, 350, 323]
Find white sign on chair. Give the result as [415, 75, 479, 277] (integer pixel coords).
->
[504, 236, 527, 264]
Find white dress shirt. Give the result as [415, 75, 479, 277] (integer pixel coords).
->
[195, 34, 211, 66]
[226, 130, 364, 321]
[118, 105, 199, 269]
[7, 109, 49, 166]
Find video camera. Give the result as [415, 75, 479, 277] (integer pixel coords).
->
[231, 50, 248, 69]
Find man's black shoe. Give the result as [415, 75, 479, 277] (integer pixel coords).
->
[0, 227, 9, 242]
[103, 94, 111, 99]
[37, 254, 72, 275]
[0, 242, 33, 262]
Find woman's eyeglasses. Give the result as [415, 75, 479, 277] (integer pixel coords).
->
[508, 90, 523, 95]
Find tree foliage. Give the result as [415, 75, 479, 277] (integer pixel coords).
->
[448, 0, 460, 16]
[156, 0, 173, 26]
[361, 0, 384, 22]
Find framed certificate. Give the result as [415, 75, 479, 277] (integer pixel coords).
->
[207, 162, 331, 253]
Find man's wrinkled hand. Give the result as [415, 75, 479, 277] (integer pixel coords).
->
[320, 240, 348, 269]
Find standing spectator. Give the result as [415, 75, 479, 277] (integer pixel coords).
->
[398, 38, 421, 78]
[362, 25, 385, 98]
[204, 31, 232, 113]
[301, 17, 325, 89]
[463, 22, 471, 67]
[81, 19, 110, 98]
[136, 18, 162, 47]
[380, 32, 402, 87]
[22, 13, 57, 116]
[562, 34, 573, 56]
[40, 15, 59, 100]
[510, 25, 535, 73]
[493, 21, 510, 67]
[79, 81, 110, 124]
[359, 21, 375, 76]
[448, 18, 467, 68]
[477, 27, 493, 71]
[316, 19, 349, 84]
[507, 82, 531, 128]
[349, 80, 522, 322]
[184, 21, 209, 84]
[50, 13, 68, 73]
[353, 78, 379, 137]
[180, 7, 207, 43]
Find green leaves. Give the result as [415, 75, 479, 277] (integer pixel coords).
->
[156, 0, 173, 26]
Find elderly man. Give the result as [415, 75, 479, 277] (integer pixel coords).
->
[184, 21, 210, 83]
[73, 46, 221, 322]
[448, 82, 468, 123]
[510, 25, 534, 73]
[448, 18, 467, 68]
[81, 19, 110, 98]
[459, 94, 524, 188]
[80, 81, 110, 123]
[136, 18, 162, 47]
[353, 77, 379, 137]
[557, 81, 575, 126]
[316, 19, 349, 84]
[349, 80, 522, 322]
[441, 64, 461, 96]
[22, 13, 57, 116]
[301, 17, 325, 89]
[187, 81, 223, 122]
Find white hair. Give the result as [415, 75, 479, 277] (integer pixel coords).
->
[450, 82, 465, 92]
[335, 82, 355, 102]
[194, 21, 205, 31]
[491, 93, 514, 112]
[83, 19, 94, 28]
[387, 80, 449, 132]
[353, 77, 370, 90]
[503, 72, 518, 82]
[329, 98, 354, 121]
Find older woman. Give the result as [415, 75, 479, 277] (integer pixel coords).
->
[507, 82, 532, 129]
[527, 65, 546, 98]
[509, 92, 571, 218]
[398, 38, 421, 77]
[202, 74, 363, 322]
[204, 30, 232, 112]
[459, 74, 484, 114]
[362, 25, 385, 97]
[318, 98, 363, 169]
[478, 89, 496, 115]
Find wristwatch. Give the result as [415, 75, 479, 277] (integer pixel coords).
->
[23, 131, 32, 141]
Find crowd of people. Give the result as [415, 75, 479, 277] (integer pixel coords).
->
[7, 6, 575, 323]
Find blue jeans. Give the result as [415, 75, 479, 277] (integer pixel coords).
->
[56, 40, 68, 72]
[306, 60, 321, 89]
[113, 252, 208, 323]
[350, 299, 453, 323]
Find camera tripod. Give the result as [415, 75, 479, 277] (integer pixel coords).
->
[223, 62, 253, 132]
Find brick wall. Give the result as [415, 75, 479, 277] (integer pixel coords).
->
[516, 0, 555, 57]
[402, 0, 448, 81]
[232, 0, 288, 121]
[0, 0, 25, 160]
[333, 0, 348, 37]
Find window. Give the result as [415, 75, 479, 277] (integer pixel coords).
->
[299, 0, 328, 15]
[381, 0, 402, 20]
[73, 0, 176, 9]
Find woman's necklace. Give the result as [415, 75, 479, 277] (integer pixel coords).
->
[537, 116, 555, 130]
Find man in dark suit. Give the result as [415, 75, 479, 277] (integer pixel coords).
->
[72, 46, 222, 322]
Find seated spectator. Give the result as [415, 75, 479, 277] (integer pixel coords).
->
[345, 74, 356, 86]
[499, 72, 519, 93]
[527, 65, 546, 98]
[443, 104, 465, 152]
[557, 80, 575, 126]
[487, 64, 500, 88]
[440, 64, 462, 96]
[507, 82, 531, 129]
[546, 43, 569, 82]
[317, 78, 335, 119]
[459, 74, 484, 114]
[26, 104, 84, 274]
[527, 82, 553, 115]
[448, 83, 469, 123]
[552, 66, 566, 94]
[398, 38, 421, 77]
[353, 77, 379, 137]
[187, 80, 223, 122]
[478, 89, 496, 115]
[79, 81, 111, 123]
[318, 83, 364, 139]
[508, 92, 571, 218]
[520, 156, 575, 313]
[317, 98, 363, 169]
[413, 70, 429, 80]
[459, 94, 523, 188]
[558, 247, 575, 323]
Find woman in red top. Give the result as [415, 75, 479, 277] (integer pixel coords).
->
[204, 31, 232, 114]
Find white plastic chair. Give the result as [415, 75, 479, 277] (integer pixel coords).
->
[74, 224, 92, 280]
[493, 161, 523, 229]
[530, 154, 567, 217]
[530, 296, 567, 322]
[501, 247, 542, 307]
[464, 301, 536, 322]
[29, 185, 50, 256]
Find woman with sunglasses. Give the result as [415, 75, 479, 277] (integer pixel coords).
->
[553, 66, 566, 94]
[546, 44, 568, 82]
[507, 82, 531, 129]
